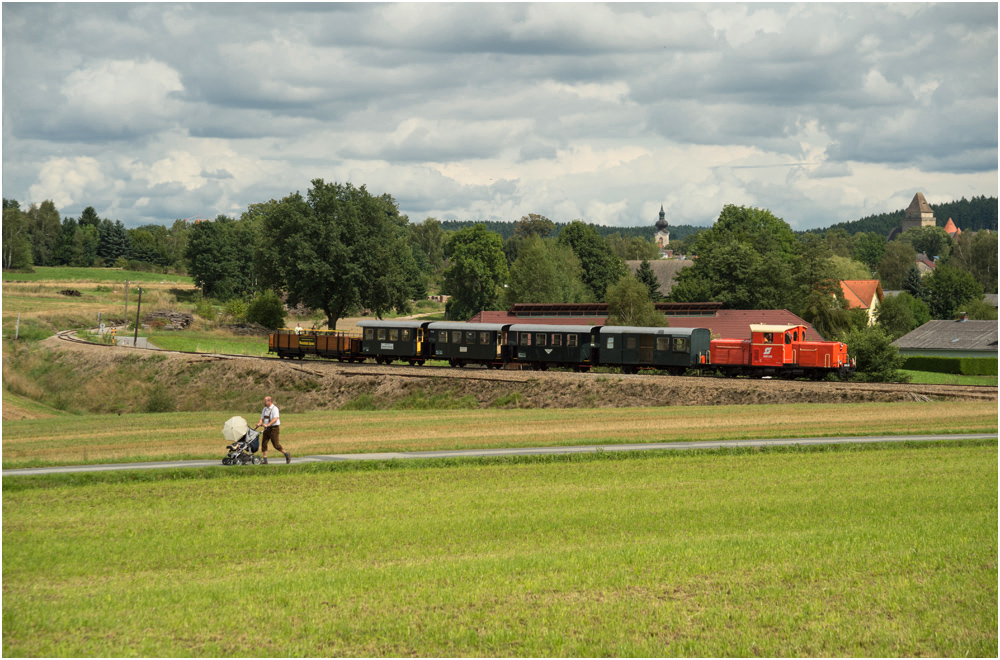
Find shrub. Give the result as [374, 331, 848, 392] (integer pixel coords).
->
[144, 385, 175, 413]
[224, 298, 249, 323]
[193, 298, 217, 322]
[844, 324, 906, 382]
[245, 290, 286, 329]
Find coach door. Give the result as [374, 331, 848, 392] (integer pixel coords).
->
[639, 334, 654, 364]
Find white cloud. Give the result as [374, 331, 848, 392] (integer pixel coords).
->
[28, 157, 108, 209]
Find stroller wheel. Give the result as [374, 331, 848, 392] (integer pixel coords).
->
[222, 457, 231, 466]
[252, 455, 263, 465]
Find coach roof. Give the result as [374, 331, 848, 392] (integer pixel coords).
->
[598, 326, 703, 336]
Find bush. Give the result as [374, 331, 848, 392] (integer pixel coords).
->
[844, 324, 906, 382]
[193, 298, 217, 322]
[224, 298, 249, 323]
[245, 290, 286, 329]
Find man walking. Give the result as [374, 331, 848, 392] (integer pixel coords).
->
[258, 396, 291, 464]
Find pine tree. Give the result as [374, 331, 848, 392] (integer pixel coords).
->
[902, 265, 924, 299]
[636, 260, 662, 301]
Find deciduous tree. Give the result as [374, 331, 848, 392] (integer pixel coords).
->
[922, 264, 984, 320]
[877, 241, 917, 290]
[557, 221, 629, 302]
[605, 274, 668, 327]
[442, 224, 509, 321]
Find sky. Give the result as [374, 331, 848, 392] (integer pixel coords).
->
[2, 2, 997, 231]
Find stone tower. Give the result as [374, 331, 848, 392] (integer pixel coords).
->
[654, 205, 670, 249]
[901, 192, 935, 233]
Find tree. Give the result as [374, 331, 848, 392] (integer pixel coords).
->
[164, 219, 191, 271]
[851, 232, 886, 273]
[605, 274, 668, 327]
[670, 205, 797, 309]
[875, 292, 927, 340]
[2, 206, 34, 270]
[946, 230, 998, 294]
[245, 290, 286, 329]
[254, 180, 420, 329]
[844, 324, 906, 382]
[902, 265, 924, 299]
[877, 241, 917, 290]
[442, 224, 509, 321]
[557, 220, 629, 302]
[505, 237, 590, 306]
[24, 200, 62, 266]
[799, 279, 851, 340]
[408, 217, 447, 274]
[828, 255, 873, 281]
[824, 227, 853, 258]
[636, 260, 662, 302]
[607, 233, 660, 261]
[964, 298, 998, 321]
[898, 225, 953, 260]
[78, 206, 101, 228]
[512, 213, 555, 239]
[185, 216, 257, 301]
[922, 264, 984, 319]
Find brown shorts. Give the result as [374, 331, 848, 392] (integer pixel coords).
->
[262, 426, 283, 452]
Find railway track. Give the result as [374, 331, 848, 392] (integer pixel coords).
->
[53, 329, 997, 402]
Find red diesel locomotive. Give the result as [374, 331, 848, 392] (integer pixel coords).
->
[709, 323, 854, 379]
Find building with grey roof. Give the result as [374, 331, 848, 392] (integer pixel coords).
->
[891, 319, 998, 358]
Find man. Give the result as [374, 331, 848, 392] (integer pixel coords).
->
[257, 396, 291, 464]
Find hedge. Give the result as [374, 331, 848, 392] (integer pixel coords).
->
[902, 355, 998, 376]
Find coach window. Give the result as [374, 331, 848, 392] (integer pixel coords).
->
[377, 328, 386, 341]
[607, 336, 615, 349]
[567, 334, 578, 347]
[551, 334, 562, 347]
[365, 328, 374, 341]
[672, 337, 689, 353]
[390, 329, 399, 341]
[656, 337, 669, 351]
[626, 336, 637, 350]
[480, 332, 490, 345]
[466, 331, 476, 344]
[452, 330, 462, 344]
[402, 329, 411, 342]
[520, 332, 531, 346]
[535, 333, 546, 346]
[438, 331, 448, 344]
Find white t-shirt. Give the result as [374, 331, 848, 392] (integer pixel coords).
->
[261, 404, 280, 427]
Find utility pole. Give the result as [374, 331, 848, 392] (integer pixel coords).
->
[133, 287, 142, 347]
[123, 281, 129, 331]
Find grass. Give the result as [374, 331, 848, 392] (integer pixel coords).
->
[2, 266, 192, 283]
[3, 441, 996, 656]
[2, 401, 996, 468]
[143, 329, 270, 356]
[901, 369, 998, 386]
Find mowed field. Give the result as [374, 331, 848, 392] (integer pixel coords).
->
[2, 400, 998, 468]
[3, 442, 996, 657]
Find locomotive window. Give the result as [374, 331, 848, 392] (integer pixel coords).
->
[402, 329, 411, 342]
[480, 332, 490, 345]
[535, 333, 546, 346]
[365, 328, 374, 340]
[784, 333, 791, 345]
[389, 329, 399, 341]
[656, 337, 670, 351]
[792, 330, 798, 341]
[763, 333, 773, 343]
[551, 334, 562, 347]
[452, 330, 462, 344]
[672, 337, 689, 353]
[567, 334, 578, 347]
[626, 336, 637, 350]
[377, 328, 386, 341]
[520, 332, 531, 346]
[438, 331, 448, 344]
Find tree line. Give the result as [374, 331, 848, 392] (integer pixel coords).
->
[2, 198, 189, 272]
[817, 195, 998, 236]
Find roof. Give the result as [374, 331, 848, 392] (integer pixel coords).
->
[840, 280, 884, 310]
[625, 259, 694, 296]
[750, 324, 801, 333]
[469, 309, 826, 341]
[906, 192, 933, 215]
[892, 320, 998, 352]
[943, 217, 960, 236]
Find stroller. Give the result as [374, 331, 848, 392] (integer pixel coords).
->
[221, 416, 264, 465]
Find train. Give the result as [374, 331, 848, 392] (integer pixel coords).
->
[269, 319, 855, 380]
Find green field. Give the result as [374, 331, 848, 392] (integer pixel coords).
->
[3, 442, 996, 657]
[143, 331, 270, 356]
[900, 369, 998, 386]
[2, 266, 192, 284]
[3, 401, 997, 469]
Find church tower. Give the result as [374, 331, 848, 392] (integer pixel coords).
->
[901, 192, 935, 232]
[654, 205, 670, 249]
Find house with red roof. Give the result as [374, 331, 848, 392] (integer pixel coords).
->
[839, 280, 885, 325]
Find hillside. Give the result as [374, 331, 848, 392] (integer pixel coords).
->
[817, 195, 998, 236]
[438, 220, 707, 242]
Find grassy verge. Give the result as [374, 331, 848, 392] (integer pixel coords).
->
[2, 401, 996, 468]
[2, 266, 192, 283]
[143, 330, 270, 356]
[3, 442, 996, 656]
[900, 369, 998, 386]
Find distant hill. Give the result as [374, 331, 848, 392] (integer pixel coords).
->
[815, 195, 998, 236]
[437, 220, 707, 242]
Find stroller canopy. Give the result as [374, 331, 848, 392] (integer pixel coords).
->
[222, 416, 249, 443]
